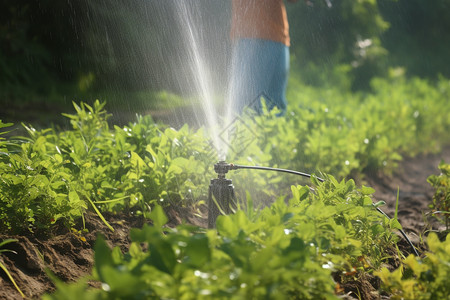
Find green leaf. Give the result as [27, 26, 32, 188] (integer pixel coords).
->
[130, 151, 148, 170]
[145, 145, 158, 163]
[291, 185, 310, 201]
[216, 215, 239, 238]
[363, 196, 373, 206]
[0, 259, 25, 298]
[93, 235, 114, 282]
[69, 191, 80, 203]
[148, 239, 176, 275]
[373, 200, 386, 208]
[389, 218, 403, 230]
[361, 185, 375, 195]
[150, 205, 168, 228]
[86, 196, 114, 232]
[184, 234, 211, 267]
[166, 163, 183, 175]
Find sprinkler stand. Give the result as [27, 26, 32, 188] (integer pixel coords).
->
[208, 161, 237, 228]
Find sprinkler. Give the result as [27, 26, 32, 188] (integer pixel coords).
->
[207, 161, 320, 228]
[207, 161, 419, 256]
[207, 161, 237, 228]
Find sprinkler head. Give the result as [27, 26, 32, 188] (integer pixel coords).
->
[214, 161, 238, 178]
[209, 163, 237, 228]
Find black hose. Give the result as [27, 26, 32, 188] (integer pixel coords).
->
[233, 164, 419, 256]
[232, 164, 325, 182]
[375, 207, 420, 256]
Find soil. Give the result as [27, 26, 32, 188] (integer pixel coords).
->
[1, 104, 450, 299]
[0, 207, 207, 300]
[365, 147, 450, 244]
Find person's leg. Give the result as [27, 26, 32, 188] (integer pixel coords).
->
[265, 41, 289, 116]
[228, 39, 289, 116]
[243, 40, 289, 115]
[228, 39, 259, 118]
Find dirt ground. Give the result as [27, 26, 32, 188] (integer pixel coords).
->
[365, 147, 450, 243]
[0, 146, 449, 300]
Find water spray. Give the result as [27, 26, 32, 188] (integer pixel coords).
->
[207, 161, 419, 256]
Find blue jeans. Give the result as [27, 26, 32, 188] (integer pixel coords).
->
[228, 39, 289, 116]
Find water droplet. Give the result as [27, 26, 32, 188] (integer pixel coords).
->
[284, 228, 292, 235]
[194, 270, 209, 279]
[200, 289, 212, 295]
[101, 283, 111, 292]
[322, 261, 334, 269]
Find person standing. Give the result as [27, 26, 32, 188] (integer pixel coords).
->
[228, 0, 297, 117]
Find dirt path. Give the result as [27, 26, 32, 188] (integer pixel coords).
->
[0, 147, 449, 299]
[365, 147, 450, 244]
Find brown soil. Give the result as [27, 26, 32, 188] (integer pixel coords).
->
[0, 148, 449, 300]
[365, 147, 450, 244]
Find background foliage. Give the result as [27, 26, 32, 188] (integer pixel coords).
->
[1, 0, 450, 111]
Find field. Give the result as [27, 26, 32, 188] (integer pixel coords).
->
[1, 77, 450, 299]
[0, 148, 449, 299]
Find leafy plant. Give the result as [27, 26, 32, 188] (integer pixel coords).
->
[2, 74, 450, 236]
[1, 101, 217, 234]
[0, 120, 14, 151]
[427, 161, 450, 231]
[44, 176, 399, 299]
[376, 232, 450, 300]
[0, 138, 84, 233]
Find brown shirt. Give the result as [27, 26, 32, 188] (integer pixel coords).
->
[230, 0, 290, 46]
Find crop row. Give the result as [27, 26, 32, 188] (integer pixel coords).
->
[1, 77, 450, 235]
[43, 172, 450, 299]
[43, 178, 399, 299]
[0, 76, 449, 298]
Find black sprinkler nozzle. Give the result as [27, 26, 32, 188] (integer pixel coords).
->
[208, 161, 237, 228]
[214, 161, 238, 178]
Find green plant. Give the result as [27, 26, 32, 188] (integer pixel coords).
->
[44, 176, 399, 299]
[376, 232, 450, 300]
[0, 138, 85, 233]
[0, 101, 216, 234]
[2, 73, 450, 236]
[0, 120, 13, 151]
[0, 239, 25, 298]
[427, 161, 450, 231]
